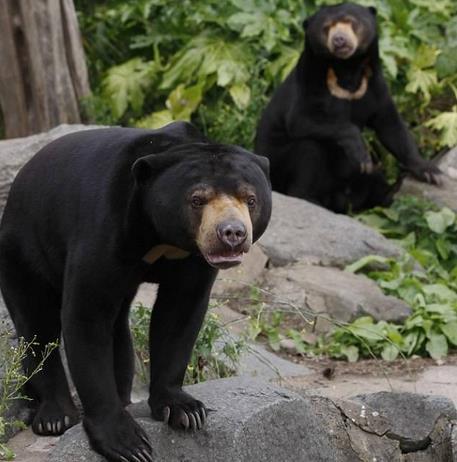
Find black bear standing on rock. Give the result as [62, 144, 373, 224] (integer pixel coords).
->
[0, 122, 272, 462]
[256, 2, 441, 213]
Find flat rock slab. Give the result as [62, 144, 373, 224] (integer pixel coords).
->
[259, 192, 401, 267]
[47, 377, 457, 462]
[262, 263, 411, 331]
[0, 124, 102, 217]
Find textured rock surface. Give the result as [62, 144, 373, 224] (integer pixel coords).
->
[354, 391, 457, 453]
[262, 263, 411, 331]
[48, 377, 457, 462]
[259, 192, 401, 267]
[0, 124, 103, 217]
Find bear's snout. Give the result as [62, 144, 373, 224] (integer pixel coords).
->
[332, 33, 348, 49]
[216, 219, 247, 250]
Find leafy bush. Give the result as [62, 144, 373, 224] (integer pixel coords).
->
[76, 0, 457, 155]
[131, 303, 244, 385]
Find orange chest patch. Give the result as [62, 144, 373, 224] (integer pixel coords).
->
[326, 67, 371, 101]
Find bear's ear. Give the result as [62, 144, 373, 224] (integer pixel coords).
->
[251, 154, 270, 180]
[131, 152, 181, 185]
[368, 6, 377, 16]
[302, 18, 309, 30]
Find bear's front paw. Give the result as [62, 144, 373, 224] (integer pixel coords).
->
[409, 161, 443, 186]
[84, 409, 153, 462]
[149, 388, 207, 431]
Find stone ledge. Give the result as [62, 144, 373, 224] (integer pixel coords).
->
[48, 377, 457, 462]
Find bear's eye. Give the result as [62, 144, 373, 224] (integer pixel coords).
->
[191, 195, 205, 208]
[247, 196, 257, 209]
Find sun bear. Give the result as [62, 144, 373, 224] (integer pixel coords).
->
[255, 2, 441, 213]
[0, 122, 272, 462]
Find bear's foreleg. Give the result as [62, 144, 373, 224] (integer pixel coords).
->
[370, 97, 442, 185]
[148, 256, 217, 431]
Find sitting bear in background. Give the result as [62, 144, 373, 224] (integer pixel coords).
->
[255, 2, 441, 213]
[0, 122, 271, 462]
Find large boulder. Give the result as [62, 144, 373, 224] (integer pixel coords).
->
[262, 263, 411, 332]
[259, 192, 401, 267]
[0, 124, 102, 218]
[47, 377, 457, 462]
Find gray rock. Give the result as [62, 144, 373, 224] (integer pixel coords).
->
[46, 377, 402, 462]
[353, 391, 457, 453]
[262, 263, 411, 332]
[259, 192, 401, 267]
[20, 378, 457, 462]
[236, 342, 310, 379]
[452, 422, 457, 462]
[0, 124, 103, 218]
[399, 145, 457, 211]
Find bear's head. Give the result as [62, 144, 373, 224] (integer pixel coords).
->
[304, 2, 377, 60]
[132, 143, 272, 269]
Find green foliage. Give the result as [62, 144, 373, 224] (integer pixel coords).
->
[247, 196, 457, 362]
[76, 0, 457, 155]
[0, 334, 57, 460]
[130, 303, 244, 385]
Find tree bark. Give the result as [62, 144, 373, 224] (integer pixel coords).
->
[0, 0, 90, 139]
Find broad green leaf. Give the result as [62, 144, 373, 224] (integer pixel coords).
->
[409, 0, 455, 14]
[411, 44, 437, 69]
[229, 83, 251, 109]
[424, 208, 455, 234]
[266, 45, 301, 83]
[435, 237, 451, 260]
[426, 110, 457, 148]
[436, 46, 457, 79]
[423, 284, 457, 302]
[341, 345, 359, 362]
[381, 343, 399, 361]
[347, 317, 385, 342]
[135, 110, 174, 129]
[425, 333, 448, 359]
[102, 58, 158, 118]
[166, 83, 203, 120]
[441, 321, 457, 345]
[405, 68, 437, 100]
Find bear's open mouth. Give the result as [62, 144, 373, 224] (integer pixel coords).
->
[204, 250, 245, 269]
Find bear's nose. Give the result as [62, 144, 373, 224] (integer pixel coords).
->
[332, 34, 347, 48]
[216, 220, 247, 249]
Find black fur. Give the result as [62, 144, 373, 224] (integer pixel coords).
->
[255, 2, 441, 213]
[0, 122, 271, 462]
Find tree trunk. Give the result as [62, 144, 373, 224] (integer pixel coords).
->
[0, 0, 90, 139]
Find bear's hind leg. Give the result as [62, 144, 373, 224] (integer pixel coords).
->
[0, 252, 78, 436]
